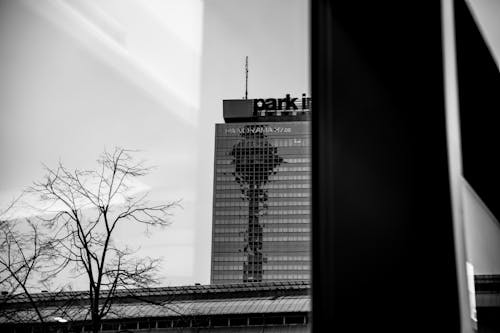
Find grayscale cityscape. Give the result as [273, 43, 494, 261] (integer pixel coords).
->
[2, 0, 500, 332]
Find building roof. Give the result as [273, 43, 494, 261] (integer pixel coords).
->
[1, 296, 310, 323]
[0, 281, 310, 324]
[2, 280, 309, 305]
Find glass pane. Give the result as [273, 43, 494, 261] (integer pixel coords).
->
[0, 0, 310, 331]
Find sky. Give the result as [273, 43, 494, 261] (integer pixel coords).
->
[0, 0, 309, 289]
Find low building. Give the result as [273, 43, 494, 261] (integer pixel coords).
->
[475, 275, 500, 332]
[4, 275, 499, 332]
[0, 281, 310, 332]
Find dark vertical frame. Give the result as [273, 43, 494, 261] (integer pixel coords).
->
[311, 2, 461, 331]
[455, 0, 500, 221]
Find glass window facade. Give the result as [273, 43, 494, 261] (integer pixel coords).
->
[211, 116, 311, 284]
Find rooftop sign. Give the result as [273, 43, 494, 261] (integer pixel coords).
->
[254, 94, 311, 112]
[222, 94, 311, 123]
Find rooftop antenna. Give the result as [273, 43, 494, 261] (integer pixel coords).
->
[244, 56, 248, 99]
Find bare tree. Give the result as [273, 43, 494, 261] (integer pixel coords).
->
[18, 147, 180, 333]
[0, 219, 44, 323]
[0, 196, 65, 329]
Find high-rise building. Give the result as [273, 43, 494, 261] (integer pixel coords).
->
[211, 95, 311, 284]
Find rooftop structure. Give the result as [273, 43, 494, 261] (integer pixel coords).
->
[0, 281, 310, 332]
[222, 95, 312, 123]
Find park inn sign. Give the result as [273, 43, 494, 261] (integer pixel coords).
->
[221, 94, 311, 123]
[253, 94, 311, 112]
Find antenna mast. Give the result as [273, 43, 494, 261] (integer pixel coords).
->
[245, 56, 248, 99]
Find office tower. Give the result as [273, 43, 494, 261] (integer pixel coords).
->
[211, 95, 311, 284]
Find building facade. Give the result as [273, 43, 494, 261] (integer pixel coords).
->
[211, 96, 311, 284]
[0, 281, 310, 333]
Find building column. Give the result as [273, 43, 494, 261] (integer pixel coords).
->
[311, 2, 462, 331]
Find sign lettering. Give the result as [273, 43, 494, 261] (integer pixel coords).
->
[253, 93, 311, 112]
[225, 127, 292, 135]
